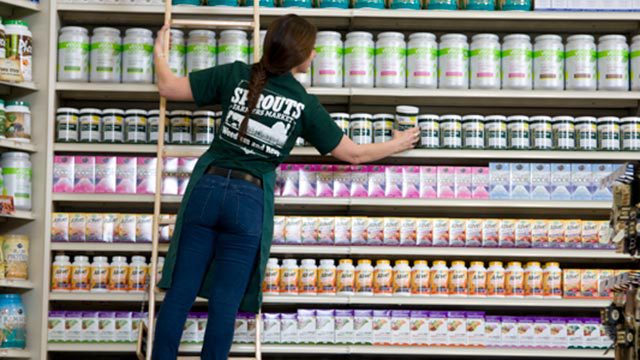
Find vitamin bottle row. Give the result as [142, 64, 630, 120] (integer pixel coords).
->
[263, 258, 566, 298]
[174, 0, 531, 10]
[310, 31, 640, 91]
[51, 255, 150, 293]
[2, 19, 32, 82]
[55, 107, 221, 145]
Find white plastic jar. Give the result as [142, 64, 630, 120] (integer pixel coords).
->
[438, 34, 469, 89]
[448, 261, 468, 297]
[484, 115, 507, 150]
[51, 255, 72, 292]
[263, 258, 280, 295]
[79, 108, 102, 143]
[392, 260, 411, 296]
[318, 259, 336, 295]
[468, 261, 487, 297]
[631, 35, 640, 91]
[552, 116, 575, 150]
[124, 109, 148, 144]
[71, 255, 90, 292]
[90, 27, 122, 83]
[507, 115, 530, 150]
[168, 29, 186, 77]
[299, 259, 317, 295]
[5, 101, 31, 142]
[372, 114, 394, 143]
[129, 256, 148, 293]
[280, 259, 299, 294]
[469, 33, 500, 89]
[565, 35, 597, 91]
[337, 259, 355, 296]
[486, 261, 505, 297]
[102, 109, 125, 143]
[597, 35, 629, 91]
[109, 256, 129, 292]
[90, 256, 109, 293]
[542, 262, 562, 299]
[122, 28, 154, 84]
[523, 261, 543, 298]
[462, 114, 485, 149]
[248, 30, 267, 62]
[58, 26, 90, 82]
[621, 117, 640, 151]
[4, 20, 32, 82]
[148, 110, 169, 144]
[193, 110, 216, 145]
[374, 259, 393, 296]
[344, 32, 374, 88]
[411, 260, 430, 296]
[331, 112, 350, 136]
[501, 34, 532, 90]
[439, 114, 462, 149]
[418, 114, 440, 149]
[312, 31, 343, 88]
[218, 30, 248, 65]
[533, 34, 564, 90]
[355, 259, 374, 296]
[597, 116, 621, 151]
[529, 115, 553, 150]
[349, 113, 373, 145]
[575, 116, 598, 151]
[1, 152, 31, 211]
[395, 105, 419, 131]
[375, 32, 406, 88]
[56, 107, 80, 142]
[407, 32, 437, 89]
[186, 30, 216, 74]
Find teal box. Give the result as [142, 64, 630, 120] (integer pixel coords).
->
[501, 0, 531, 10]
[246, 0, 275, 6]
[207, 0, 238, 5]
[390, 0, 421, 9]
[282, 0, 312, 7]
[319, 0, 350, 8]
[466, 0, 495, 10]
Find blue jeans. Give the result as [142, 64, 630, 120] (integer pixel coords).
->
[152, 173, 264, 360]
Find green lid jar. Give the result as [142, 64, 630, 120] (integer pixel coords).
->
[507, 115, 530, 150]
[575, 116, 598, 151]
[551, 116, 575, 150]
[529, 116, 552, 150]
[461, 115, 485, 149]
[484, 115, 507, 150]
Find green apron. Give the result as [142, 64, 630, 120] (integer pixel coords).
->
[157, 149, 275, 313]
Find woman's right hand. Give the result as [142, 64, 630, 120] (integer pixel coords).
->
[392, 127, 420, 153]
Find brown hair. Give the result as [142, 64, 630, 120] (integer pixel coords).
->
[238, 15, 317, 139]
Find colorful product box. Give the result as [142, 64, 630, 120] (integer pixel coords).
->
[515, 219, 532, 248]
[384, 166, 403, 198]
[517, 317, 535, 348]
[580, 269, 598, 298]
[301, 217, 317, 244]
[598, 269, 615, 299]
[447, 311, 467, 346]
[95, 156, 116, 193]
[531, 220, 549, 248]
[297, 309, 316, 344]
[372, 310, 391, 345]
[102, 214, 117, 243]
[409, 311, 429, 346]
[499, 219, 516, 248]
[53, 156, 75, 193]
[316, 164, 334, 197]
[349, 165, 368, 198]
[272, 216, 285, 244]
[284, 217, 302, 244]
[351, 217, 367, 245]
[69, 213, 86, 242]
[368, 165, 386, 198]
[315, 310, 335, 344]
[383, 217, 401, 246]
[317, 217, 335, 245]
[565, 220, 582, 249]
[563, 269, 582, 298]
[390, 310, 411, 346]
[466, 311, 485, 347]
[432, 219, 450, 247]
[135, 215, 153, 243]
[402, 166, 420, 198]
[530, 163, 551, 200]
[366, 218, 384, 246]
[334, 217, 351, 245]
[571, 164, 592, 200]
[437, 167, 455, 199]
[262, 313, 281, 344]
[484, 316, 501, 347]
[419, 166, 437, 199]
[114, 214, 136, 243]
[548, 220, 567, 248]
[400, 218, 417, 246]
[428, 311, 448, 346]
[85, 214, 104, 242]
[334, 310, 355, 344]
[280, 164, 300, 197]
[162, 157, 179, 195]
[354, 310, 373, 345]
[74, 156, 96, 193]
[482, 219, 500, 248]
[500, 316, 519, 347]
[299, 164, 317, 197]
[137, 157, 157, 195]
[51, 213, 70, 242]
[416, 218, 433, 247]
[471, 167, 490, 200]
[465, 219, 483, 247]
[581, 220, 599, 249]
[449, 219, 466, 247]
[550, 163, 572, 200]
[454, 167, 472, 199]
[489, 163, 510, 200]
[333, 165, 351, 198]
[592, 164, 614, 201]
[280, 313, 298, 344]
[116, 157, 137, 194]
[510, 163, 531, 200]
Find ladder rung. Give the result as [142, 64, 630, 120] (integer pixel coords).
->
[171, 19, 254, 29]
[163, 147, 206, 158]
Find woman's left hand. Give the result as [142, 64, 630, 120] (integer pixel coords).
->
[154, 24, 171, 60]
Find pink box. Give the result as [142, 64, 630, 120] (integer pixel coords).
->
[73, 156, 95, 193]
[384, 166, 403, 198]
[419, 167, 437, 199]
[53, 156, 75, 193]
[116, 157, 137, 194]
[437, 167, 456, 199]
[95, 156, 116, 193]
[350, 165, 368, 198]
[454, 167, 472, 199]
[178, 157, 196, 195]
[471, 167, 490, 199]
[137, 157, 157, 195]
[368, 165, 386, 198]
[316, 164, 334, 197]
[402, 166, 420, 198]
[299, 164, 317, 197]
[281, 164, 300, 197]
[162, 157, 179, 195]
[333, 165, 351, 198]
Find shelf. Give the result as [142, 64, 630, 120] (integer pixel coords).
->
[54, 143, 157, 154]
[49, 292, 146, 302]
[52, 193, 155, 203]
[56, 4, 640, 33]
[0, 139, 36, 153]
[0, 210, 35, 221]
[48, 342, 252, 354]
[0, 81, 37, 99]
[51, 242, 152, 252]
[0, 0, 39, 12]
[55, 82, 640, 109]
[0, 348, 31, 358]
[0, 279, 34, 290]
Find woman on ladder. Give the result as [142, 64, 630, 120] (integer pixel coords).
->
[152, 14, 419, 360]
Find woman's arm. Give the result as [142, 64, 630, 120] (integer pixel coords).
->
[154, 25, 194, 101]
[331, 128, 420, 164]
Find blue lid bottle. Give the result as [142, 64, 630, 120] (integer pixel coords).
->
[500, 0, 531, 11]
[465, 0, 495, 10]
[426, 0, 457, 9]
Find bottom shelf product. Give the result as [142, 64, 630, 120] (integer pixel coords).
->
[0, 294, 26, 349]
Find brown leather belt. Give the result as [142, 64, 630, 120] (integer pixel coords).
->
[205, 166, 262, 188]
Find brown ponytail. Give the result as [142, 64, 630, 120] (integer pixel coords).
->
[239, 15, 317, 140]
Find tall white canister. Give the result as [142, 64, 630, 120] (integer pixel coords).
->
[438, 34, 469, 89]
[375, 32, 406, 88]
[1, 152, 31, 211]
[597, 34, 629, 91]
[312, 31, 343, 88]
[407, 32, 437, 89]
[469, 33, 500, 89]
[344, 32, 374, 88]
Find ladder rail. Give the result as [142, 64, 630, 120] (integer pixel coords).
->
[144, 0, 262, 359]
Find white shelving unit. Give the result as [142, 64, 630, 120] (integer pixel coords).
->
[0, 348, 32, 359]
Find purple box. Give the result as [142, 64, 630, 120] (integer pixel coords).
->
[316, 164, 334, 197]
[471, 167, 490, 199]
[299, 164, 317, 198]
[95, 156, 116, 193]
[402, 166, 420, 198]
[53, 156, 75, 193]
[115, 157, 136, 194]
[332, 165, 351, 198]
[419, 166, 437, 199]
[350, 165, 369, 198]
[280, 164, 300, 197]
[136, 157, 157, 195]
[74, 156, 96, 193]
[368, 165, 386, 198]
[384, 166, 403, 198]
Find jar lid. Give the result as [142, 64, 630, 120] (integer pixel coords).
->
[507, 115, 529, 122]
[193, 110, 216, 117]
[357, 259, 371, 265]
[545, 262, 560, 268]
[395, 260, 409, 266]
[346, 31, 373, 39]
[551, 116, 574, 123]
[432, 260, 447, 266]
[93, 256, 108, 263]
[417, 114, 439, 121]
[372, 113, 394, 120]
[132, 255, 147, 263]
[470, 261, 485, 267]
[220, 29, 247, 38]
[489, 261, 503, 267]
[1, 151, 29, 160]
[376, 259, 390, 266]
[575, 116, 597, 123]
[529, 115, 552, 122]
[409, 32, 436, 41]
[4, 20, 28, 27]
[471, 33, 499, 43]
[301, 259, 316, 266]
[73, 255, 89, 262]
[147, 110, 160, 116]
[414, 260, 428, 266]
[112, 256, 128, 263]
[125, 109, 148, 116]
[320, 259, 335, 265]
[102, 108, 125, 115]
[169, 29, 185, 38]
[526, 261, 541, 267]
[396, 105, 419, 115]
[485, 115, 507, 122]
[330, 112, 350, 119]
[57, 107, 80, 114]
[55, 255, 70, 262]
[6, 100, 30, 107]
[439, 114, 462, 121]
[93, 27, 121, 36]
[339, 259, 353, 265]
[350, 113, 373, 120]
[633, 34, 640, 43]
[79, 108, 102, 115]
[503, 34, 531, 42]
[598, 34, 627, 43]
[188, 29, 216, 38]
[440, 33, 467, 42]
[59, 26, 89, 34]
[317, 31, 342, 39]
[535, 34, 562, 42]
[621, 116, 640, 124]
[170, 110, 193, 116]
[125, 28, 153, 38]
[378, 32, 404, 40]
[567, 34, 595, 43]
[451, 260, 466, 267]
[462, 115, 484, 122]
[507, 261, 522, 267]
[598, 116, 620, 124]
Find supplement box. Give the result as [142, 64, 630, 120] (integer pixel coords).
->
[565, 219, 582, 248]
[384, 217, 402, 246]
[454, 167, 472, 199]
[367, 218, 384, 246]
[549, 318, 568, 349]
[162, 157, 179, 195]
[334, 310, 355, 344]
[548, 220, 567, 248]
[368, 165, 385, 198]
[416, 218, 433, 247]
[51, 213, 70, 242]
[349, 165, 368, 198]
[465, 219, 483, 247]
[351, 217, 367, 245]
[316, 164, 334, 197]
[471, 167, 490, 199]
[466, 312, 485, 347]
[563, 269, 582, 298]
[489, 163, 510, 200]
[102, 214, 117, 243]
[299, 164, 317, 197]
[69, 213, 86, 242]
[334, 217, 351, 245]
[301, 217, 318, 244]
[280, 313, 298, 344]
[297, 309, 316, 344]
[262, 313, 281, 344]
[518, 317, 535, 348]
[550, 163, 572, 200]
[592, 164, 614, 201]
[95, 156, 117, 193]
[136, 215, 153, 243]
[449, 219, 466, 247]
[419, 166, 437, 199]
[280, 164, 300, 197]
[580, 269, 598, 298]
[333, 165, 351, 198]
[114, 214, 136, 243]
[499, 219, 516, 248]
[515, 219, 532, 248]
[177, 157, 197, 196]
[598, 269, 614, 299]
[510, 163, 531, 200]
[354, 310, 373, 345]
[531, 220, 549, 248]
[86, 213, 104, 242]
[409, 311, 429, 346]
[484, 316, 501, 347]
[272, 216, 285, 244]
[372, 310, 391, 345]
[136, 157, 157, 195]
[74, 156, 96, 193]
[482, 219, 500, 247]
[98, 312, 116, 342]
[428, 311, 448, 346]
[530, 163, 551, 200]
[571, 164, 592, 200]
[115, 312, 133, 343]
[402, 166, 420, 198]
[390, 310, 411, 346]
[400, 218, 417, 246]
[48, 311, 66, 342]
[581, 220, 599, 249]
[284, 217, 302, 244]
[384, 166, 403, 198]
[65, 311, 83, 342]
[316, 310, 335, 344]
[53, 156, 74, 193]
[115, 157, 137, 194]
[432, 218, 450, 247]
[317, 217, 335, 245]
[500, 316, 519, 347]
[447, 311, 467, 346]
[437, 167, 455, 199]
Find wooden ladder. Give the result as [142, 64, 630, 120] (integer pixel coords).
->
[136, 0, 262, 358]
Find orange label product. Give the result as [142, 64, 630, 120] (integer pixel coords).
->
[597, 221, 612, 249]
[366, 218, 384, 246]
[51, 263, 72, 291]
[430, 261, 449, 296]
[580, 269, 598, 298]
[499, 219, 516, 248]
[468, 262, 487, 297]
[411, 261, 430, 295]
[449, 219, 466, 247]
[279, 261, 299, 294]
[531, 220, 549, 248]
[334, 217, 351, 245]
[486, 262, 505, 297]
[51, 212, 70, 242]
[416, 218, 433, 246]
[71, 263, 90, 292]
[374, 261, 393, 295]
[300, 217, 318, 244]
[580, 220, 599, 249]
[128, 262, 149, 293]
[69, 213, 87, 242]
[351, 217, 368, 245]
[299, 263, 318, 295]
[465, 219, 483, 247]
[563, 269, 581, 298]
[482, 219, 500, 247]
[565, 220, 582, 249]
[108, 263, 129, 292]
[542, 263, 562, 298]
[317, 262, 336, 294]
[115, 214, 136, 243]
[505, 263, 524, 297]
[90, 262, 109, 292]
[597, 269, 615, 299]
[383, 217, 402, 246]
[524, 262, 543, 297]
[432, 219, 450, 247]
[448, 261, 468, 296]
[392, 261, 412, 295]
[548, 220, 567, 248]
[514, 219, 532, 248]
[400, 218, 417, 246]
[317, 217, 335, 245]
[262, 260, 280, 294]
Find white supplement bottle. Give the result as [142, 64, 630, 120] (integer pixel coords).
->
[299, 259, 317, 295]
[542, 262, 562, 299]
[507, 115, 530, 150]
[90, 27, 122, 83]
[122, 28, 154, 84]
[109, 256, 129, 292]
[263, 258, 280, 295]
[355, 259, 374, 296]
[448, 261, 468, 297]
[374, 259, 393, 296]
[71, 255, 90, 292]
[392, 260, 412, 296]
[372, 113, 394, 143]
[438, 34, 469, 89]
[318, 259, 337, 295]
[501, 34, 532, 90]
[597, 116, 621, 151]
[407, 32, 437, 89]
[58, 26, 90, 82]
[56, 107, 79, 142]
[468, 261, 487, 297]
[147, 110, 168, 144]
[279, 259, 299, 294]
[533, 34, 564, 90]
[124, 109, 148, 144]
[395, 105, 419, 131]
[565, 34, 596, 91]
[552, 116, 575, 150]
[1, 152, 31, 211]
[218, 30, 248, 65]
[375, 32, 406, 88]
[462, 114, 485, 149]
[410, 260, 430, 296]
[529, 115, 553, 150]
[349, 113, 373, 145]
[193, 110, 216, 145]
[439, 114, 462, 149]
[418, 114, 440, 149]
[484, 115, 508, 150]
[312, 31, 343, 88]
[575, 116, 598, 151]
[621, 117, 640, 151]
[344, 32, 374, 88]
[4, 20, 32, 82]
[337, 259, 355, 296]
[248, 30, 267, 62]
[90, 256, 109, 293]
[469, 33, 500, 89]
[631, 35, 640, 91]
[597, 35, 629, 91]
[168, 29, 186, 77]
[128, 256, 148, 293]
[51, 255, 72, 292]
[186, 30, 216, 74]
[5, 101, 31, 142]
[79, 108, 102, 143]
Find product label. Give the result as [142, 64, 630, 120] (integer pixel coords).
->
[58, 41, 90, 75]
[90, 42, 122, 76]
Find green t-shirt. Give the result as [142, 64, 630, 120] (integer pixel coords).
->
[189, 61, 344, 177]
